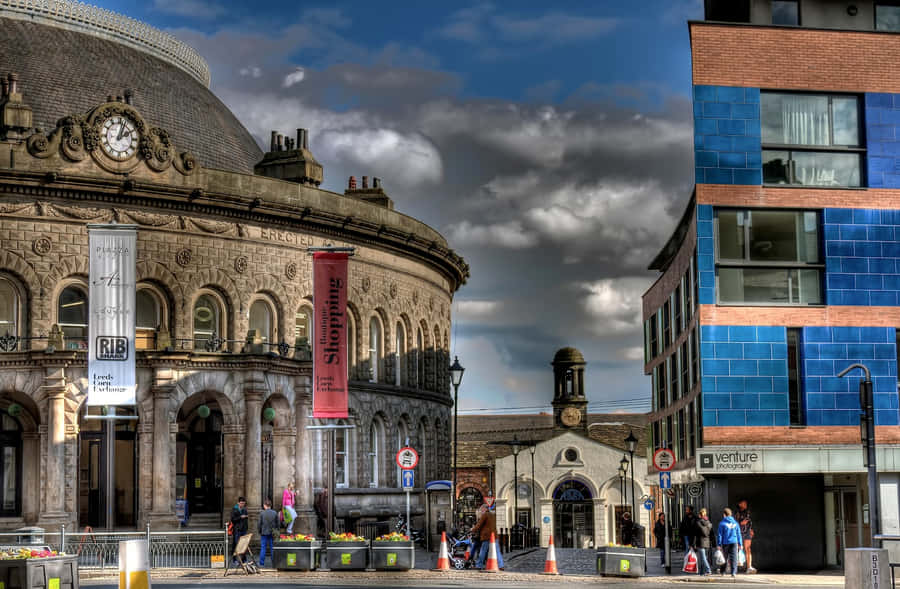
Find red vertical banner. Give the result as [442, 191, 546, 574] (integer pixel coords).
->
[313, 252, 349, 418]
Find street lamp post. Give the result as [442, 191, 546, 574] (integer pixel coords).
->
[448, 356, 465, 529]
[617, 460, 626, 544]
[838, 362, 880, 545]
[625, 430, 638, 533]
[530, 444, 536, 548]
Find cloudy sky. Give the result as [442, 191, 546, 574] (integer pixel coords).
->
[103, 0, 701, 414]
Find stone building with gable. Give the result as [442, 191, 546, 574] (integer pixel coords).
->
[0, 0, 467, 533]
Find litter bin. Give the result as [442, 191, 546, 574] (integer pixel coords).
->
[0, 555, 78, 589]
[324, 541, 369, 570]
[844, 547, 889, 589]
[273, 541, 321, 571]
[15, 527, 44, 545]
[371, 541, 414, 570]
[596, 546, 645, 577]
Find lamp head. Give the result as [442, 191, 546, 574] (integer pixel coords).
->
[625, 429, 638, 453]
[449, 356, 465, 387]
[620, 455, 629, 470]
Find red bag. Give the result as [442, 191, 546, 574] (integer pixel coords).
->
[227, 522, 233, 536]
[683, 548, 698, 573]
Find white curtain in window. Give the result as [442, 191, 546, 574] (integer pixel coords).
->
[782, 95, 830, 146]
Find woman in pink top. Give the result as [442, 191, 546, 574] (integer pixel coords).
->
[282, 482, 297, 534]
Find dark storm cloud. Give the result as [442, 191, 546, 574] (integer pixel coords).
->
[164, 8, 694, 412]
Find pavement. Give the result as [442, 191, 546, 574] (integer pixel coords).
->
[77, 547, 848, 585]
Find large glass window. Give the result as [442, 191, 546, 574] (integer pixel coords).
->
[877, 3, 900, 31]
[368, 318, 382, 383]
[193, 293, 223, 347]
[249, 299, 274, 343]
[135, 289, 160, 350]
[335, 422, 348, 488]
[761, 93, 863, 187]
[0, 414, 20, 516]
[295, 306, 311, 357]
[649, 313, 658, 359]
[788, 328, 805, 425]
[368, 420, 381, 488]
[772, 0, 799, 25]
[715, 209, 823, 305]
[58, 285, 88, 350]
[0, 278, 19, 339]
[395, 322, 406, 386]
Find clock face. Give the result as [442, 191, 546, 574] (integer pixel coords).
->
[561, 407, 582, 427]
[100, 116, 139, 160]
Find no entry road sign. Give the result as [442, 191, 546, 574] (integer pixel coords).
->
[653, 448, 676, 472]
[396, 447, 419, 470]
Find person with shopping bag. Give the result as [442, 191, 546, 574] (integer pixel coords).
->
[693, 507, 714, 576]
[716, 507, 743, 578]
[282, 482, 297, 534]
[682, 547, 698, 573]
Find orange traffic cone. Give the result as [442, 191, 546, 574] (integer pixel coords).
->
[541, 535, 560, 575]
[482, 532, 500, 573]
[433, 531, 451, 571]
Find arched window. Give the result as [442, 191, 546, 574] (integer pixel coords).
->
[294, 305, 311, 357]
[0, 413, 21, 516]
[335, 419, 349, 488]
[395, 322, 406, 386]
[368, 317, 382, 383]
[368, 419, 382, 488]
[0, 277, 20, 340]
[249, 299, 274, 342]
[416, 420, 427, 487]
[416, 327, 424, 388]
[193, 292, 224, 348]
[396, 419, 408, 487]
[347, 314, 356, 380]
[135, 288, 161, 350]
[58, 284, 88, 350]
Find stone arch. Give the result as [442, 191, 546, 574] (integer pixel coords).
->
[41, 255, 89, 293]
[262, 392, 292, 429]
[172, 374, 239, 425]
[181, 268, 240, 342]
[346, 301, 361, 380]
[0, 390, 40, 431]
[0, 252, 41, 329]
[245, 273, 290, 343]
[136, 260, 183, 336]
[547, 472, 600, 502]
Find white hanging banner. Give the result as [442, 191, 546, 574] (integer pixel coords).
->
[88, 225, 137, 406]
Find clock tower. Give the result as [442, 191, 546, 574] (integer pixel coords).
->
[552, 347, 588, 433]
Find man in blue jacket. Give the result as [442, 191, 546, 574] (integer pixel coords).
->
[716, 507, 742, 577]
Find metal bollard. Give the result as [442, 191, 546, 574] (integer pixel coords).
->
[119, 539, 151, 589]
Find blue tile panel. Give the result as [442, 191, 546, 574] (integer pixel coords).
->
[694, 85, 762, 185]
[700, 325, 790, 426]
[824, 208, 900, 306]
[700, 325, 900, 427]
[802, 327, 898, 426]
[866, 93, 900, 188]
[696, 204, 715, 304]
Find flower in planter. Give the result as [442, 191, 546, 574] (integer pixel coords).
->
[328, 532, 366, 542]
[0, 548, 61, 559]
[277, 533, 316, 542]
[374, 532, 409, 542]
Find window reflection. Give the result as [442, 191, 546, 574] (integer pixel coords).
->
[58, 286, 88, 349]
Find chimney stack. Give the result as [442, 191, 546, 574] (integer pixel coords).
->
[255, 126, 323, 185]
[373, 177, 380, 188]
[362, 176, 368, 189]
[276, 134, 284, 151]
[7, 74, 17, 95]
[124, 89, 133, 104]
[270, 131, 278, 152]
[348, 176, 357, 190]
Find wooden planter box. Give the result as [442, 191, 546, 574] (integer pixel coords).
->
[324, 542, 369, 570]
[0, 555, 79, 589]
[272, 541, 321, 571]
[596, 546, 645, 577]
[371, 541, 414, 571]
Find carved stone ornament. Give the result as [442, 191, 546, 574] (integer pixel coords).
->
[361, 277, 371, 293]
[389, 282, 397, 299]
[26, 101, 198, 176]
[285, 263, 297, 280]
[32, 237, 51, 256]
[175, 248, 192, 267]
[412, 290, 419, 305]
[429, 296, 434, 311]
[234, 256, 248, 274]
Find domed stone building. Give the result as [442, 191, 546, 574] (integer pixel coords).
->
[0, 0, 467, 532]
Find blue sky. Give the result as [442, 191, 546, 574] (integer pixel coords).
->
[98, 0, 702, 414]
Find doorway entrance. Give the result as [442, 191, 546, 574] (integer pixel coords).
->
[176, 406, 223, 517]
[78, 406, 137, 529]
[553, 480, 594, 548]
[825, 487, 862, 566]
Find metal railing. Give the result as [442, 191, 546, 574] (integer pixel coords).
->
[0, 524, 229, 569]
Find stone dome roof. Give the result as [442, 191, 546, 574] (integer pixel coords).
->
[0, 16, 263, 174]
[552, 347, 585, 364]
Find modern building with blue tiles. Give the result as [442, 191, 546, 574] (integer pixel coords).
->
[642, 0, 900, 571]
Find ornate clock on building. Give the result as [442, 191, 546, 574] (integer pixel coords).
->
[100, 115, 139, 160]
[561, 406, 582, 427]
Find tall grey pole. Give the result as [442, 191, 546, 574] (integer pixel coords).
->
[530, 448, 536, 545]
[452, 382, 459, 529]
[513, 450, 519, 532]
[629, 448, 636, 527]
[328, 428, 335, 535]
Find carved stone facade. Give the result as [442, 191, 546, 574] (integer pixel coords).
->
[0, 4, 466, 534]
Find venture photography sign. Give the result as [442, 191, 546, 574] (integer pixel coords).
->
[697, 447, 762, 473]
[88, 225, 137, 406]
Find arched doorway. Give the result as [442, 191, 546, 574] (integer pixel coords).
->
[78, 406, 138, 528]
[553, 479, 594, 548]
[176, 404, 223, 518]
[458, 486, 484, 531]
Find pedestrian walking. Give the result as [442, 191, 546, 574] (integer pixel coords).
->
[716, 507, 742, 578]
[282, 482, 297, 534]
[693, 507, 713, 575]
[257, 498, 278, 568]
[737, 499, 756, 573]
[653, 513, 666, 565]
[679, 505, 695, 552]
[230, 496, 248, 566]
[470, 505, 487, 563]
[471, 505, 504, 570]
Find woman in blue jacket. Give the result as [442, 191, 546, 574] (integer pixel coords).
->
[716, 507, 743, 577]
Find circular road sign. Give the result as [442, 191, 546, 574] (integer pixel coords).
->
[653, 448, 676, 472]
[395, 447, 419, 470]
[688, 483, 703, 498]
[643, 498, 655, 511]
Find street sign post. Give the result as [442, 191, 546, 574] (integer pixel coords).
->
[396, 447, 419, 470]
[659, 471, 672, 489]
[653, 448, 676, 471]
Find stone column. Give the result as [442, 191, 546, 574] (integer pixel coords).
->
[272, 425, 295, 504]
[244, 390, 263, 511]
[22, 432, 39, 523]
[148, 389, 177, 527]
[221, 424, 245, 523]
[40, 365, 68, 524]
[293, 388, 316, 532]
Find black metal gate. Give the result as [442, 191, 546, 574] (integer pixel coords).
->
[261, 426, 273, 505]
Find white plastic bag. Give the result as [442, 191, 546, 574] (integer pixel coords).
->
[683, 548, 698, 573]
[738, 547, 747, 567]
[714, 547, 726, 566]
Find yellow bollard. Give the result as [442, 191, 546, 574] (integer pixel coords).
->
[119, 539, 151, 589]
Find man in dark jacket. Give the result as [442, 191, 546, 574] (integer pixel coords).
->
[230, 497, 248, 565]
[257, 499, 279, 568]
[679, 506, 695, 552]
[472, 506, 504, 569]
[692, 507, 714, 575]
